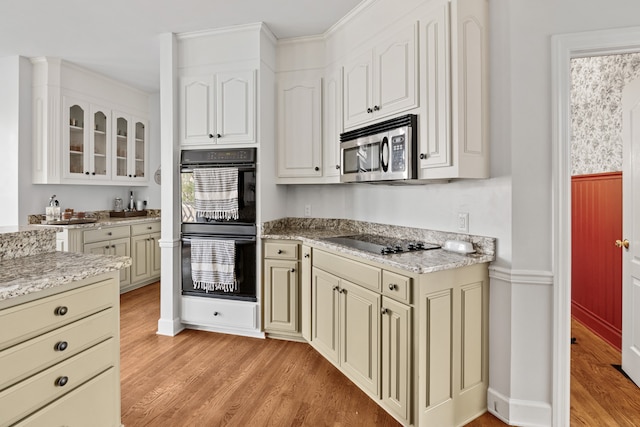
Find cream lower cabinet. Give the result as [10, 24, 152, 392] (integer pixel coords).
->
[417, 263, 489, 426]
[311, 265, 381, 397]
[0, 272, 121, 426]
[129, 222, 161, 290]
[83, 226, 131, 289]
[303, 246, 488, 427]
[263, 240, 301, 339]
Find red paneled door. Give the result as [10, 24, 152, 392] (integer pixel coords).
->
[571, 172, 622, 350]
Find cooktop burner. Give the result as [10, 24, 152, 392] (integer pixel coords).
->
[322, 234, 440, 255]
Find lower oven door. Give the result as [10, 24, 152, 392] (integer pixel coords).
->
[181, 234, 257, 302]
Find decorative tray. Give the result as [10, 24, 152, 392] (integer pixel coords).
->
[41, 218, 98, 225]
[109, 210, 148, 218]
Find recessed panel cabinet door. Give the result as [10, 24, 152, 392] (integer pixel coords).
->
[340, 279, 380, 397]
[277, 78, 323, 178]
[311, 267, 340, 364]
[343, 51, 373, 129]
[181, 76, 214, 145]
[264, 259, 299, 333]
[216, 70, 256, 144]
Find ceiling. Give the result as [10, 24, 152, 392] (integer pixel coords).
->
[0, 0, 363, 93]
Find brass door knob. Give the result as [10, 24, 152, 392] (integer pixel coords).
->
[615, 239, 630, 249]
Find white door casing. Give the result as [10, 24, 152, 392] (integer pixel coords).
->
[621, 77, 640, 387]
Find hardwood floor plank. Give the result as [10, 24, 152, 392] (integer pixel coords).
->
[120, 283, 640, 426]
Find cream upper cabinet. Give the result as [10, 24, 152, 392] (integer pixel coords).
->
[112, 113, 148, 182]
[417, 0, 489, 179]
[343, 23, 418, 130]
[180, 69, 256, 146]
[323, 66, 343, 180]
[62, 97, 112, 181]
[31, 57, 150, 186]
[276, 77, 323, 178]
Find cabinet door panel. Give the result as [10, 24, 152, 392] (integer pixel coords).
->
[62, 96, 90, 180]
[264, 260, 298, 333]
[340, 280, 380, 397]
[151, 232, 161, 278]
[181, 77, 214, 143]
[323, 67, 342, 179]
[382, 296, 411, 422]
[130, 235, 150, 284]
[343, 52, 373, 129]
[216, 70, 255, 144]
[420, 2, 452, 170]
[375, 24, 418, 118]
[311, 267, 340, 363]
[277, 78, 323, 178]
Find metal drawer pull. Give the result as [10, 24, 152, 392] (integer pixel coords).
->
[54, 341, 68, 352]
[54, 306, 68, 316]
[55, 376, 69, 387]
[389, 283, 397, 290]
[277, 249, 283, 254]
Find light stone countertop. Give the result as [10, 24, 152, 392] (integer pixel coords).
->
[35, 215, 161, 230]
[261, 218, 496, 275]
[0, 251, 132, 306]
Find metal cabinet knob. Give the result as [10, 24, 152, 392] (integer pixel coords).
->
[373, 105, 380, 111]
[419, 153, 427, 160]
[367, 107, 373, 113]
[54, 341, 68, 352]
[107, 232, 113, 236]
[315, 166, 320, 171]
[55, 376, 69, 387]
[336, 165, 340, 170]
[381, 307, 389, 315]
[304, 253, 310, 258]
[54, 306, 68, 316]
[388, 283, 397, 290]
[277, 249, 283, 254]
[290, 268, 296, 273]
[333, 286, 339, 292]
[213, 311, 220, 316]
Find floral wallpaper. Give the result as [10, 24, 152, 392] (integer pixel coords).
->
[571, 53, 640, 176]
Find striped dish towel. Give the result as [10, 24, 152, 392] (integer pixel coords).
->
[190, 239, 237, 293]
[194, 168, 239, 221]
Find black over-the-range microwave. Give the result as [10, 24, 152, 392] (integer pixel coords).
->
[339, 114, 417, 183]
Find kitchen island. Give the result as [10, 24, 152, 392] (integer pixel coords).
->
[0, 226, 130, 426]
[261, 218, 495, 427]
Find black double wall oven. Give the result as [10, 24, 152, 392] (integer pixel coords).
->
[180, 148, 257, 302]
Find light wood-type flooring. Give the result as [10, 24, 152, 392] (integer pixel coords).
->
[120, 283, 640, 426]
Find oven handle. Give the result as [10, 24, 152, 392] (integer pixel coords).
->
[182, 235, 256, 242]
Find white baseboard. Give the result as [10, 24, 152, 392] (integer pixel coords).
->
[487, 388, 552, 427]
[157, 317, 184, 336]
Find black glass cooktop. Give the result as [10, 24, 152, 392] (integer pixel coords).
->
[322, 234, 440, 255]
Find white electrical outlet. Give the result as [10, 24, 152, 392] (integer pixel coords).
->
[457, 212, 469, 232]
[304, 204, 312, 217]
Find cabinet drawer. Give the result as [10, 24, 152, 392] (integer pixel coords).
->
[0, 279, 116, 350]
[382, 270, 412, 304]
[264, 241, 299, 260]
[13, 367, 119, 427]
[0, 308, 116, 390]
[131, 221, 161, 236]
[0, 338, 116, 426]
[314, 249, 381, 292]
[181, 297, 257, 330]
[84, 225, 130, 243]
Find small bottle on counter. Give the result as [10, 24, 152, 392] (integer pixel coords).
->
[129, 191, 135, 211]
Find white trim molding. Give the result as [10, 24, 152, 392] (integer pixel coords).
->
[489, 266, 554, 286]
[552, 26, 640, 427]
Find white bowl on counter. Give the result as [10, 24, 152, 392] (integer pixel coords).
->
[442, 240, 475, 254]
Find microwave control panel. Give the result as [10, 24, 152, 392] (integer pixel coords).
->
[391, 135, 406, 172]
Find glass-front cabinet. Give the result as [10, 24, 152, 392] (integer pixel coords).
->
[63, 97, 111, 181]
[112, 111, 148, 182]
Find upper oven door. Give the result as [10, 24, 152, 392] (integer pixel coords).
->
[181, 167, 256, 225]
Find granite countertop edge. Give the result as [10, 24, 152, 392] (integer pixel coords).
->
[261, 230, 495, 275]
[35, 215, 161, 230]
[0, 251, 132, 304]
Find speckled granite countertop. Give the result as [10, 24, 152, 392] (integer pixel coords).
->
[0, 251, 131, 305]
[261, 218, 496, 274]
[0, 226, 132, 307]
[34, 215, 160, 230]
